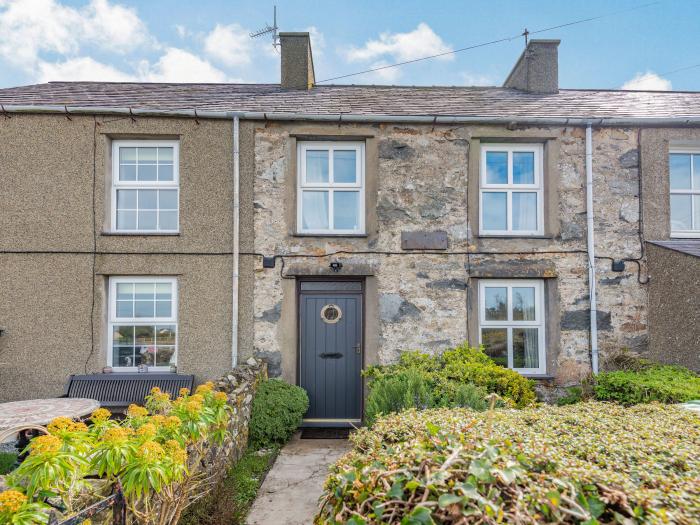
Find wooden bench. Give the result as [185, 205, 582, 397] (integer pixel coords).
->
[64, 373, 195, 412]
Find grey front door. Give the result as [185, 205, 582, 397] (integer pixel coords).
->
[298, 280, 363, 423]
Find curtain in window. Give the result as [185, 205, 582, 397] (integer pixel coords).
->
[523, 328, 539, 369]
[302, 191, 329, 230]
[512, 192, 537, 231]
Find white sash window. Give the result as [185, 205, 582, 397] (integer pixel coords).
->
[479, 279, 546, 375]
[297, 141, 365, 235]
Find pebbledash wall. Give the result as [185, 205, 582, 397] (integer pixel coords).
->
[251, 121, 649, 385]
[0, 114, 257, 402]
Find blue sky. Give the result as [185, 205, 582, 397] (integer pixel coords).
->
[0, 0, 698, 90]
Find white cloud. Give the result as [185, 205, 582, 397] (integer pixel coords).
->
[459, 71, 495, 86]
[204, 23, 252, 67]
[0, 0, 151, 71]
[0, 0, 83, 67]
[139, 47, 230, 83]
[82, 0, 150, 52]
[35, 48, 234, 83]
[621, 71, 672, 91]
[306, 26, 325, 57]
[36, 56, 135, 82]
[174, 24, 190, 39]
[346, 23, 452, 63]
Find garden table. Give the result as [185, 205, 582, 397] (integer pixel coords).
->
[0, 397, 100, 431]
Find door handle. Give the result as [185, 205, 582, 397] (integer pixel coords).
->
[319, 352, 343, 359]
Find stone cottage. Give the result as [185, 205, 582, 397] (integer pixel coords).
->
[0, 34, 698, 425]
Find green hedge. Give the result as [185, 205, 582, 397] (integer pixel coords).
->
[365, 343, 536, 414]
[318, 403, 700, 524]
[249, 379, 309, 449]
[594, 363, 700, 405]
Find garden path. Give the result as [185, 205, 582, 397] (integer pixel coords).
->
[245, 434, 351, 525]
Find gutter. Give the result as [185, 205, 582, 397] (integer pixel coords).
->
[585, 124, 599, 374]
[231, 116, 240, 368]
[2, 104, 700, 127]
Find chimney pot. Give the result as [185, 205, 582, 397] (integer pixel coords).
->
[280, 32, 315, 90]
[504, 39, 559, 94]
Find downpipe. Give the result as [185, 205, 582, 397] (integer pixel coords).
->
[586, 124, 599, 374]
[231, 116, 240, 368]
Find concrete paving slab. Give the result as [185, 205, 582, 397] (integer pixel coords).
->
[246, 434, 351, 525]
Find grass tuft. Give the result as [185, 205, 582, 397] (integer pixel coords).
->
[180, 447, 278, 525]
[0, 451, 17, 475]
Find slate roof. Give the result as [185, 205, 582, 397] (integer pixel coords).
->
[1, 82, 700, 119]
[648, 240, 700, 258]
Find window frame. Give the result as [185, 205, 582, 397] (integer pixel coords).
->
[478, 279, 546, 375]
[110, 140, 180, 234]
[296, 141, 365, 235]
[107, 276, 178, 372]
[669, 148, 700, 238]
[479, 143, 544, 236]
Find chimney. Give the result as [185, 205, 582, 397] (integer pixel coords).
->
[280, 32, 315, 90]
[503, 39, 560, 94]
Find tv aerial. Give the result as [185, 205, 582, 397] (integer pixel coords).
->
[250, 6, 280, 51]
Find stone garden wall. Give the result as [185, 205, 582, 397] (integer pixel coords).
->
[208, 358, 267, 478]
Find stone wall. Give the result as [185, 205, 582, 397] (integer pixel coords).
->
[251, 121, 649, 385]
[211, 358, 267, 471]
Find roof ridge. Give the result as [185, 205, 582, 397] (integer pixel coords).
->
[44, 81, 280, 87]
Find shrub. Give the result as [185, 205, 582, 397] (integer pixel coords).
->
[365, 369, 492, 425]
[364, 369, 435, 426]
[365, 343, 536, 409]
[249, 379, 309, 449]
[555, 385, 583, 406]
[595, 363, 700, 405]
[318, 402, 700, 524]
[440, 344, 536, 407]
[436, 379, 489, 411]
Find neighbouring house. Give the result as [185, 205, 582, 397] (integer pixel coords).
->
[0, 34, 698, 425]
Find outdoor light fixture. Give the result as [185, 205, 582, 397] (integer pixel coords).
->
[611, 260, 625, 272]
[329, 261, 343, 272]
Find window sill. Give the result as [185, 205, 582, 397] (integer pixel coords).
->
[292, 233, 368, 238]
[102, 231, 181, 237]
[478, 235, 553, 240]
[521, 374, 555, 380]
[109, 369, 177, 374]
[670, 233, 700, 239]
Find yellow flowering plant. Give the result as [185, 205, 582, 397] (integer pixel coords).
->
[91, 427, 137, 479]
[9, 431, 89, 511]
[3, 382, 233, 525]
[0, 489, 49, 525]
[145, 387, 173, 415]
[87, 408, 118, 438]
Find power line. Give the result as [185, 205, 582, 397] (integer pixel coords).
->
[659, 63, 700, 77]
[316, 1, 662, 84]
